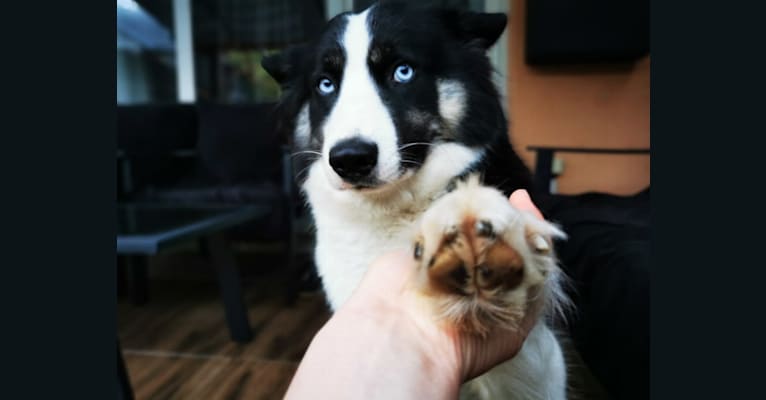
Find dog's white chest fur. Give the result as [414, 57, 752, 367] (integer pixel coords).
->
[304, 142, 482, 309]
[303, 143, 568, 400]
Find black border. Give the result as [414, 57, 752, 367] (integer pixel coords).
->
[651, 0, 764, 398]
[4, 0, 763, 397]
[3, 1, 114, 398]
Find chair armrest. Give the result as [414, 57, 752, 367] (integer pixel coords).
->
[527, 146, 650, 194]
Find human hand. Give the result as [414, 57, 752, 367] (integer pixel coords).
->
[339, 188, 547, 382]
[285, 189, 548, 400]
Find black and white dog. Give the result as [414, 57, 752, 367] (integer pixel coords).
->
[263, 2, 568, 398]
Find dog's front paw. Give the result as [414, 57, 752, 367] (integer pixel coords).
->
[413, 176, 566, 336]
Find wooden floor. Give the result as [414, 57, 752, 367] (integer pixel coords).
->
[118, 251, 608, 400]
[118, 250, 331, 400]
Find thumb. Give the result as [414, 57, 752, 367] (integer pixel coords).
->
[353, 250, 414, 300]
[509, 189, 544, 220]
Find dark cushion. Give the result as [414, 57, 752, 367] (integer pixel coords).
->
[117, 104, 198, 156]
[537, 187, 649, 228]
[196, 103, 282, 184]
[537, 188, 650, 400]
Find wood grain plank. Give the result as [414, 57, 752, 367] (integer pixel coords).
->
[118, 268, 608, 399]
[124, 354, 298, 400]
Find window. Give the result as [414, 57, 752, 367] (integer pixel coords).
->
[117, 0, 177, 104]
[192, 0, 326, 103]
[117, 0, 327, 105]
[116, 0, 508, 106]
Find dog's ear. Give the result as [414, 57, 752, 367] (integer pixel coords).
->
[261, 44, 308, 87]
[441, 10, 507, 49]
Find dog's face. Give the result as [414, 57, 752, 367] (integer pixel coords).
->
[263, 2, 507, 192]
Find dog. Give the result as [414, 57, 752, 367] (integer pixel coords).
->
[263, 2, 569, 398]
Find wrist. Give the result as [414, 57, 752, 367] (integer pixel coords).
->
[328, 299, 463, 399]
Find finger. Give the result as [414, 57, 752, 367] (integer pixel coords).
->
[509, 189, 544, 220]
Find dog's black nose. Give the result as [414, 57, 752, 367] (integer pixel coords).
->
[329, 138, 378, 182]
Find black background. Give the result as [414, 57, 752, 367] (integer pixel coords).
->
[2, 0, 764, 398]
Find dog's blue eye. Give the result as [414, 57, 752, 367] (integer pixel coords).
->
[317, 78, 335, 95]
[393, 64, 414, 83]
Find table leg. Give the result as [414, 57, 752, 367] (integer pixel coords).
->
[533, 149, 554, 194]
[203, 234, 253, 343]
[126, 256, 148, 306]
[117, 257, 127, 298]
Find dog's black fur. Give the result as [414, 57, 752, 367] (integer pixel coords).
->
[262, 1, 533, 196]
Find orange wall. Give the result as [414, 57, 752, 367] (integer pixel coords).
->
[507, 0, 650, 195]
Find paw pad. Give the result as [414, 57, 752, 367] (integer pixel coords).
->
[475, 220, 495, 238]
